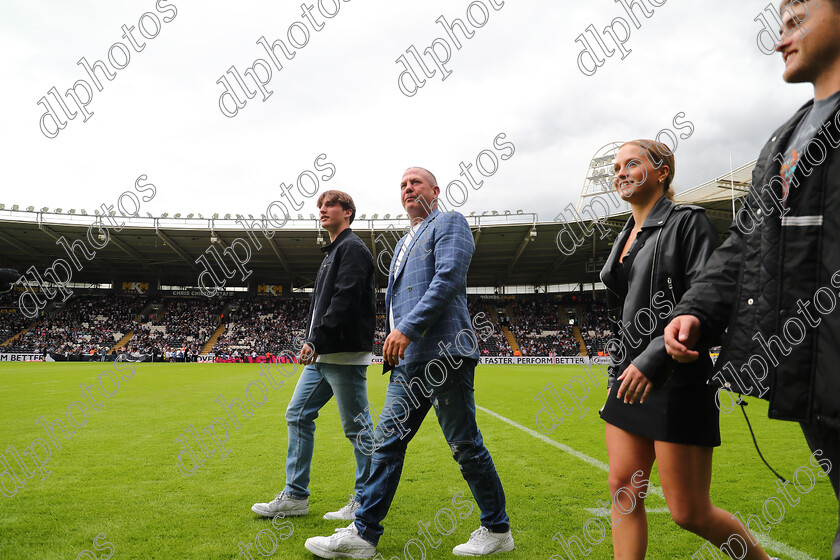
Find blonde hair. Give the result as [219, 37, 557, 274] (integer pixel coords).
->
[621, 139, 676, 201]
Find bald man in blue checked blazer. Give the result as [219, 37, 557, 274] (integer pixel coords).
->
[304, 167, 514, 559]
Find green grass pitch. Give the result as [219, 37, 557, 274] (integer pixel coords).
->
[0, 362, 834, 559]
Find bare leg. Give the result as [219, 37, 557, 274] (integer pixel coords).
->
[606, 423, 656, 560]
[655, 441, 770, 560]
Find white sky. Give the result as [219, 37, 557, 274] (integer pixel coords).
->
[0, 0, 816, 223]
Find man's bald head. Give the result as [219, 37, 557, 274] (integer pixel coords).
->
[404, 167, 438, 187]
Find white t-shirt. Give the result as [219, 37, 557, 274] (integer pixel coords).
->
[317, 351, 374, 366]
[389, 223, 422, 331]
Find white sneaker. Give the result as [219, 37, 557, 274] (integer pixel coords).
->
[304, 522, 376, 559]
[324, 495, 361, 520]
[453, 526, 514, 556]
[251, 491, 309, 517]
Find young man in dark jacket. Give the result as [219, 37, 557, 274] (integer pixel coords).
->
[252, 190, 376, 521]
[665, 1, 840, 557]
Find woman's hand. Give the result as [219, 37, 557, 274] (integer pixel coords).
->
[616, 363, 653, 404]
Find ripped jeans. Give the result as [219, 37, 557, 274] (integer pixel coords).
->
[354, 358, 509, 545]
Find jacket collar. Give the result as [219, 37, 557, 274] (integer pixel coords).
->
[393, 209, 439, 279]
[321, 227, 352, 253]
[600, 196, 672, 289]
[620, 195, 675, 234]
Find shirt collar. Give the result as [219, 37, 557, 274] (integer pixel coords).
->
[321, 227, 352, 252]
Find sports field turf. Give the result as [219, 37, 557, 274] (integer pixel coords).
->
[0, 362, 834, 559]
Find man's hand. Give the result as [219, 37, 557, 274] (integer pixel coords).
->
[616, 363, 652, 404]
[297, 342, 319, 365]
[664, 315, 702, 363]
[382, 329, 411, 366]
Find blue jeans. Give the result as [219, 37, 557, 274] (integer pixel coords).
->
[354, 358, 509, 545]
[284, 363, 373, 501]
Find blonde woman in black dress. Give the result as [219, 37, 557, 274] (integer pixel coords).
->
[599, 140, 774, 560]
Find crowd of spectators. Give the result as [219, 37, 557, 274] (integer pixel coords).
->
[577, 301, 613, 356]
[127, 298, 221, 356]
[6, 294, 148, 355]
[502, 297, 582, 356]
[212, 296, 309, 356]
[0, 293, 34, 345]
[517, 325, 580, 356]
[1, 292, 616, 358]
[466, 298, 511, 355]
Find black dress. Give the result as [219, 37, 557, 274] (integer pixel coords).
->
[599, 227, 720, 447]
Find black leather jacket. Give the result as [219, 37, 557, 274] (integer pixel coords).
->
[304, 228, 376, 355]
[601, 196, 720, 388]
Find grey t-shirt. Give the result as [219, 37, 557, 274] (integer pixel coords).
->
[780, 90, 840, 202]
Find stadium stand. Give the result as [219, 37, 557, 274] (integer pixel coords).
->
[0, 291, 615, 360]
[210, 296, 309, 357]
[5, 294, 149, 356]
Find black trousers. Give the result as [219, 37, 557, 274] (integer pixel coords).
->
[801, 420, 840, 560]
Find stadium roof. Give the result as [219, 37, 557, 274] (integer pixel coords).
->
[0, 162, 754, 291]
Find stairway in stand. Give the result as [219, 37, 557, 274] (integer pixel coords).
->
[202, 324, 227, 355]
[110, 330, 134, 353]
[572, 326, 588, 356]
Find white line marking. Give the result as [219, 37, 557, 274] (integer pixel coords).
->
[476, 405, 819, 560]
[755, 534, 819, 560]
[475, 405, 663, 499]
[32, 380, 60, 385]
[585, 507, 670, 515]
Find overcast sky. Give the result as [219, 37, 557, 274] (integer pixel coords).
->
[0, 0, 817, 225]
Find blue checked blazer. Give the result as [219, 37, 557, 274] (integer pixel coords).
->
[385, 208, 480, 365]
